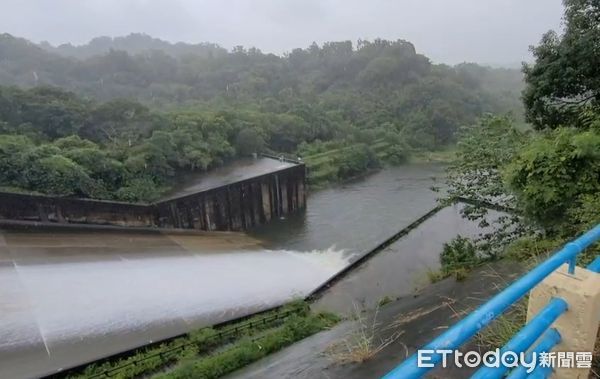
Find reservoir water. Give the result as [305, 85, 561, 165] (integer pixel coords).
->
[250, 163, 446, 253]
[0, 162, 499, 378]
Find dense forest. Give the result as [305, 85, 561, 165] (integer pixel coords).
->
[0, 33, 524, 201]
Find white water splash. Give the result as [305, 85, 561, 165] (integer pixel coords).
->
[2, 247, 350, 353]
[279, 246, 354, 274]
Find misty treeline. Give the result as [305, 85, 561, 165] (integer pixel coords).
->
[0, 33, 524, 201]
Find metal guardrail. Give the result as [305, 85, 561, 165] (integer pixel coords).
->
[260, 152, 303, 165]
[382, 224, 600, 379]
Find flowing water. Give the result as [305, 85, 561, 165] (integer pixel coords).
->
[1, 162, 491, 379]
[0, 231, 349, 379]
[249, 163, 446, 254]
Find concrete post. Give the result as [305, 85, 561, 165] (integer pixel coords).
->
[527, 263, 600, 378]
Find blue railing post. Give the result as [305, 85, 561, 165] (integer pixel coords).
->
[587, 256, 600, 272]
[382, 224, 600, 379]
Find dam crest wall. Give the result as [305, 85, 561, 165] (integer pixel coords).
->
[0, 161, 306, 231]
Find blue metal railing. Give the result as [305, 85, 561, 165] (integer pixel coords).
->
[470, 298, 567, 378]
[382, 224, 600, 379]
[505, 329, 562, 379]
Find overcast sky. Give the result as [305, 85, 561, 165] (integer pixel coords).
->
[1, 0, 564, 65]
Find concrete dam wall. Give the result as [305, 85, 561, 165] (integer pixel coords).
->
[0, 159, 306, 231]
[156, 163, 306, 230]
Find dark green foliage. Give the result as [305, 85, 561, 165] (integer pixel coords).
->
[0, 86, 88, 138]
[115, 178, 161, 203]
[504, 127, 600, 232]
[0, 34, 523, 147]
[504, 235, 564, 262]
[24, 154, 96, 196]
[445, 115, 528, 255]
[71, 301, 317, 379]
[439, 235, 480, 280]
[447, 115, 527, 207]
[523, 0, 600, 129]
[0, 35, 525, 199]
[234, 128, 265, 156]
[335, 143, 379, 180]
[446, 2, 600, 272]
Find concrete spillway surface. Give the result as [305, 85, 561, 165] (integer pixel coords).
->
[0, 229, 350, 379]
[160, 157, 296, 200]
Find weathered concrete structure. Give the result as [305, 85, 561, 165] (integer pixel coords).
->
[0, 192, 154, 227]
[155, 163, 306, 230]
[0, 159, 306, 231]
[527, 264, 600, 379]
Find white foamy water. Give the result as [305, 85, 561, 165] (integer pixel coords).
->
[0, 247, 349, 378]
[7, 248, 349, 347]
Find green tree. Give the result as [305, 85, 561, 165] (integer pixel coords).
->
[23, 154, 96, 196]
[0, 134, 34, 185]
[235, 128, 265, 156]
[504, 127, 600, 232]
[447, 115, 526, 208]
[335, 144, 379, 179]
[523, 0, 600, 129]
[115, 177, 161, 202]
[440, 235, 479, 279]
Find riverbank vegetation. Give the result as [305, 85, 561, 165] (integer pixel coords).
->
[155, 311, 338, 379]
[444, 0, 600, 267]
[428, 0, 600, 282]
[0, 34, 524, 200]
[441, 0, 600, 367]
[65, 301, 338, 379]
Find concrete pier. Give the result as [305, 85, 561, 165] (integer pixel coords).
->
[156, 159, 306, 230]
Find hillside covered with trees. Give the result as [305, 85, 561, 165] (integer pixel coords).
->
[0, 34, 524, 201]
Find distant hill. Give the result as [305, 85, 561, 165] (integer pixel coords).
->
[0, 32, 529, 201]
[38, 33, 227, 60]
[0, 32, 524, 127]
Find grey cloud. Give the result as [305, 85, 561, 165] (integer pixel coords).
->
[0, 0, 564, 64]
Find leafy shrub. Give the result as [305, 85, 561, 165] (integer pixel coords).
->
[439, 235, 480, 280]
[335, 143, 380, 180]
[504, 235, 564, 262]
[115, 177, 162, 202]
[504, 127, 600, 232]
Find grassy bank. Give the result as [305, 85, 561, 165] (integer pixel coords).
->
[65, 301, 337, 379]
[154, 312, 339, 379]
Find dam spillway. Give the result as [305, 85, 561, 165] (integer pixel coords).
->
[0, 163, 483, 379]
[0, 227, 349, 379]
[0, 156, 306, 232]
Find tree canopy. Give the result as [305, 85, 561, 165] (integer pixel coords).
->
[523, 0, 600, 129]
[0, 34, 526, 201]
